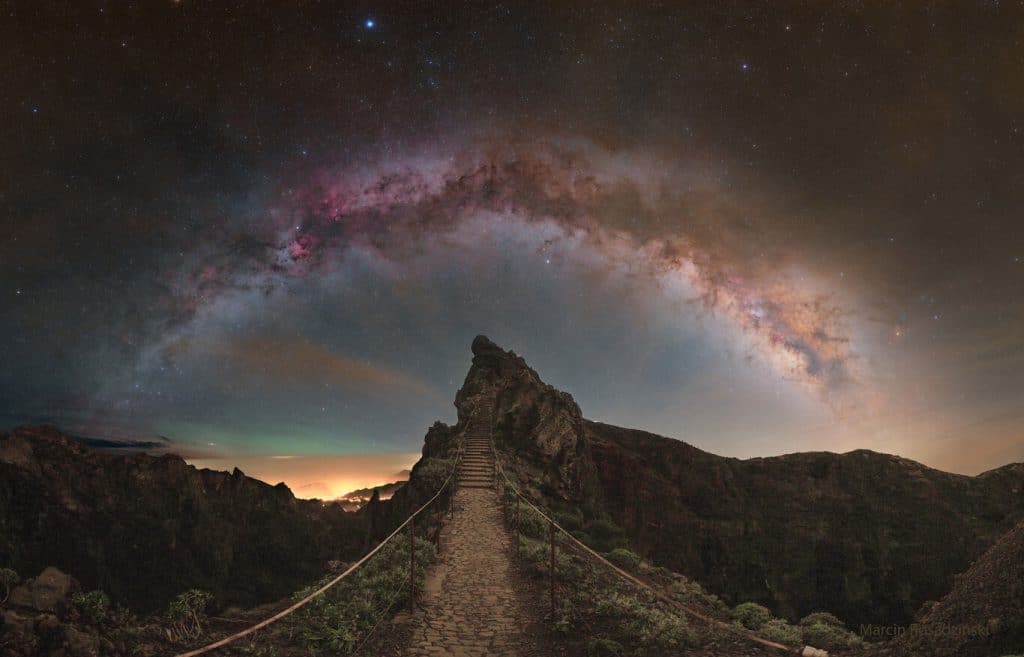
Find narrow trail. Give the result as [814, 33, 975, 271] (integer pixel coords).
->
[393, 397, 548, 657]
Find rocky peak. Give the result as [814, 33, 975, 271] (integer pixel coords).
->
[455, 336, 590, 500]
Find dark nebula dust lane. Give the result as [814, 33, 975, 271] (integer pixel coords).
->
[2, 2, 1023, 489]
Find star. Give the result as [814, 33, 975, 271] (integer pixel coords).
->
[365, 19, 375, 29]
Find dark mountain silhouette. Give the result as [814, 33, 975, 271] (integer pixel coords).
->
[0, 426, 366, 613]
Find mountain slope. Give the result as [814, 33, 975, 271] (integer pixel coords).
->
[0, 426, 366, 612]
[889, 519, 1024, 656]
[462, 335, 1024, 628]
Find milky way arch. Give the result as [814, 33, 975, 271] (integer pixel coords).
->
[172, 136, 856, 398]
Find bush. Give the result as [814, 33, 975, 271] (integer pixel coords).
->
[760, 618, 802, 645]
[516, 509, 549, 540]
[73, 590, 111, 625]
[292, 534, 438, 656]
[167, 589, 213, 622]
[587, 517, 627, 551]
[553, 510, 583, 533]
[593, 591, 690, 652]
[413, 458, 454, 492]
[802, 622, 863, 650]
[606, 548, 642, 572]
[165, 589, 213, 643]
[731, 602, 772, 630]
[799, 611, 845, 628]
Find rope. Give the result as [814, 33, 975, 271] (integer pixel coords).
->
[493, 457, 797, 654]
[175, 420, 468, 657]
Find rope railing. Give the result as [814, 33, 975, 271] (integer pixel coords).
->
[174, 412, 472, 657]
[347, 571, 411, 656]
[490, 443, 826, 657]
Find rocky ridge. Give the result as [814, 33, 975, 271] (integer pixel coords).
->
[461, 335, 1024, 629]
[0, 426, 366, 614]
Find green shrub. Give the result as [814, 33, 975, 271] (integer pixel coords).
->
[73, 590, 111, 625]
[413, 458, 454, 492]
[553, 510, 583, 532]
[760, 618, 802, 645]
[516, 509, 549, 540]
[801, 622, 863, 650]
[587, 637, 625, 656]
[592, 591, 690, 652]
[606, 548, 642, 571]
[292, 534, 438, 656]
[165, 589, 213, 643]
[731, 602, 772, 630]
[587, 517, 627, 551]
[799, 611, 845, 628]
[167, 589, 213, 622]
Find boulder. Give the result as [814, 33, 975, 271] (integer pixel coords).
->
[8, 567, 76, 614]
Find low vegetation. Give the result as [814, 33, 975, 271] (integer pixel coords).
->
[287, 533, 437, 655]
[72, 590, 111, 625]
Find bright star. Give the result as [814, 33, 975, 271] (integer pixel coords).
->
[365, 19, 375, 28]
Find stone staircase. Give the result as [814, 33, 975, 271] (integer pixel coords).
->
[458, 397, 495, 489]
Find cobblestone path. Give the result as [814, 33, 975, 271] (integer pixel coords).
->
[396, 394, 545, 657]
[399, 487, 543, 657]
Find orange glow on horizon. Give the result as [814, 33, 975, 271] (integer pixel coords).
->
[186, 452, 420, 500]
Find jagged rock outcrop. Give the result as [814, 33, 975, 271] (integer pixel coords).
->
[0, 426, 366, 613]
[458, 336, 1024, 629]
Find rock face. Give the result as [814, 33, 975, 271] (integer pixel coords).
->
[458, 336, 1024, 629]
[0, 426, 366, 613]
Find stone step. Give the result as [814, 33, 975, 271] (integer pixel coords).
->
[459, 480, 494, 487]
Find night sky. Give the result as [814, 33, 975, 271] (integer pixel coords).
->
[3, 2, 1023, 496]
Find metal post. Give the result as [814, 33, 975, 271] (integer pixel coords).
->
[549, 521, 556, 619]
[410, 519, 416, 608]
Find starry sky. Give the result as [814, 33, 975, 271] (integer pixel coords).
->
[3, 1, 1023, 496]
